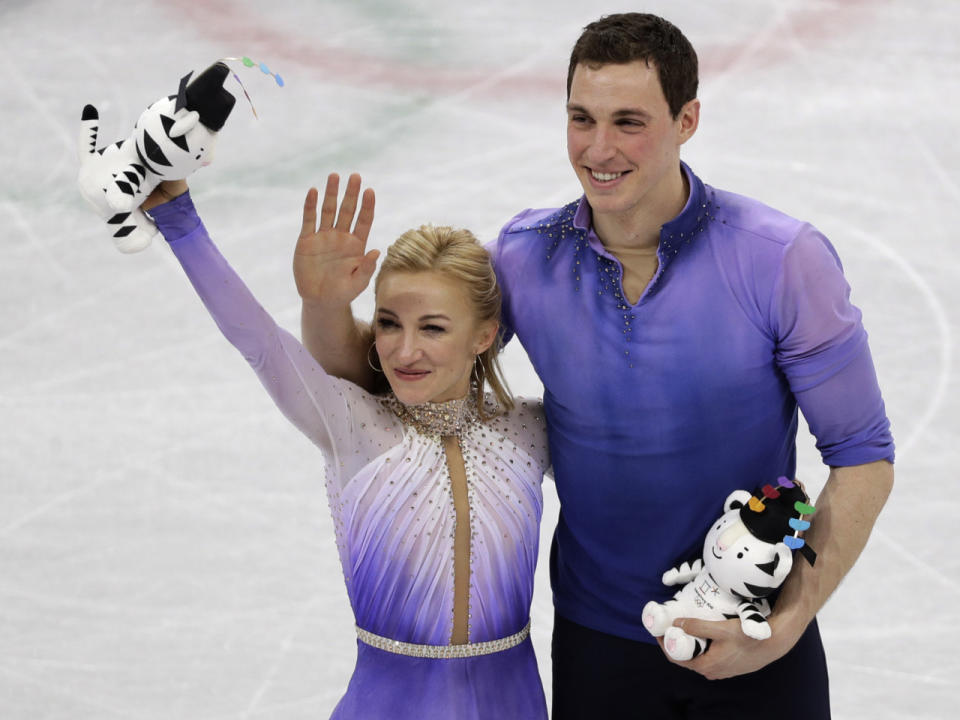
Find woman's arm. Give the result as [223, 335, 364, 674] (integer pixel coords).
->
[144, 183, 363, 465]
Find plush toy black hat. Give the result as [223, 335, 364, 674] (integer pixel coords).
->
[175, 61, 236, 131]
[739, 477, 817, 566]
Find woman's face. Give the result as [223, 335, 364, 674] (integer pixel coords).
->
[374, 271, 496, 406]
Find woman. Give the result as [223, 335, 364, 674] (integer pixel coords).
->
[140, 176, 550, 719]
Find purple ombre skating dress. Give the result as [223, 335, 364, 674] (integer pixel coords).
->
[151, 194, 550, 719]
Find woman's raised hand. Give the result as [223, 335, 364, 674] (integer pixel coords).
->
[295, 173, 379, 309]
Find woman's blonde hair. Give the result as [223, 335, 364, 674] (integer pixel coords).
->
[373, 224, 513, 418]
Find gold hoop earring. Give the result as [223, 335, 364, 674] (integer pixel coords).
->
[367, 343, 383, 373]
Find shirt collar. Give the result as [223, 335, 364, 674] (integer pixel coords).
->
[572, 161, 710, 268]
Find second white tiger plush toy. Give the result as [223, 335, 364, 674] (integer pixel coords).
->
[77, 62, 236, 253]
[642, 477, 817, 662]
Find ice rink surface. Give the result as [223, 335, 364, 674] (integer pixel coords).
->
[1, 0, 958, 717]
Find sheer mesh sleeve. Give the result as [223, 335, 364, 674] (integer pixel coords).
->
[150, 194, 403, 487]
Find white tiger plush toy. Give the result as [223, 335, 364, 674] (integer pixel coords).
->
[642, 477, 817, 662]
[78, 62, 235, 253]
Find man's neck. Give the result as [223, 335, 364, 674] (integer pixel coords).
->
[593, 166, 690, 252]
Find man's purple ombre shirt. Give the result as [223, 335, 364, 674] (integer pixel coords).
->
[488, 163, 894, 642]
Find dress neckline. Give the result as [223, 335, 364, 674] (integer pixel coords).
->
[382, 392, 478, 437]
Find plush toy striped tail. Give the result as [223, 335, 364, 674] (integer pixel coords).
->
[77, 104, 157, 253]
[79, 104, 100, 159]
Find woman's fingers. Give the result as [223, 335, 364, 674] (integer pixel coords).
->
[300, 187, 319, 238]
[319, 173, 340, 229]
[354, 188, 376, 246]
[312, 172, 373, 243]
[334, 173, 362, 232]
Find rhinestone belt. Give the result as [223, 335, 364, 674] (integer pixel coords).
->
[356, 622, 530, 659]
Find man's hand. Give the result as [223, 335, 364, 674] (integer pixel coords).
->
[295, 172, 379, 309]
[659, 617, 795, 681]
[661, 459, 893, 681]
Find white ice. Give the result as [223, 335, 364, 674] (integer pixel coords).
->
[1, 0, 958, 718]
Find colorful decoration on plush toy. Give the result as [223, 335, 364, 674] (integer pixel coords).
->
[221, 56, 284, 119]
[751, 476, 818, 565]
[77, 61, 237, 253]
[641, 478, 816, 662]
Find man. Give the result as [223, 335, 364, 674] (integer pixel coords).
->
[297, 13, 893, 719]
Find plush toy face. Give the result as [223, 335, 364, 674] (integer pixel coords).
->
[702, 508, 793, 599]
[133, 96, 219, 180]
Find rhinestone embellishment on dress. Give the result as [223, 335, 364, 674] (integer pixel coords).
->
[356, 622, 530, 659]
[381, 392, 479, 436]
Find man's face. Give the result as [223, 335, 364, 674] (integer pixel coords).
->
[566, 60, 698, 224]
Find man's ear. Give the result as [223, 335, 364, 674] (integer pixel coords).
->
[676, 98, 700, 145]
